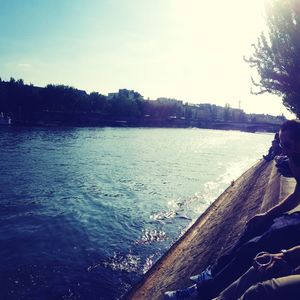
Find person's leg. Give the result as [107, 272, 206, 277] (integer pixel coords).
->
[211, 267, 265, 300]
[208, 222, 300, 288]
[212, 267, 295, 300]
[238, 274, 300, 300]
[194, 219, 300, 297]
[210, 239, 259, 278]
[211, 219, 275, 275]
[164, 284, 198, 299]
[165, 266, 275, 300]
[202, 225, 300, 298]
[212, 214, 300, 275]
[197, 243, 261, 299]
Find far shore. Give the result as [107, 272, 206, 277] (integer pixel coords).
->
[4, 119, 280, 133]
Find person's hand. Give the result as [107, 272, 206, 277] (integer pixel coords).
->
[253, 252, 290, 274]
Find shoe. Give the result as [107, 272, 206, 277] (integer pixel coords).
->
[164, 284, 198, 299]
[190, 265, 212, 284]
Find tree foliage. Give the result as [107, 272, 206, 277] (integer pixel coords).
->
[0, 77, 284, 127]
[246, 0, 300, 116]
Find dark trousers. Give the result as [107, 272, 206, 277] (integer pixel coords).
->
[199, 212, 300, 299]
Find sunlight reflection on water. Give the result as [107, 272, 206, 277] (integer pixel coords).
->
[0, 127, 273, 299]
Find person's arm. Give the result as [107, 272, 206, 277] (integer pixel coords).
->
[282, 245, 300, 264]
[246, 183, 300, 231]
[253, 245, 300, 273]
[264, 183, 300, 218]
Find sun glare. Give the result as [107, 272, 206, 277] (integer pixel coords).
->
[156, 0, 278, 114]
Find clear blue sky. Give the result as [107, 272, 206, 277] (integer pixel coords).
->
[0, 0, 294, 117]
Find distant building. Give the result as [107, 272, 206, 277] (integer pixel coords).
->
[247, 113, 286, 124]
[107, 89, 138, 100]
[156, 97, 183, 105]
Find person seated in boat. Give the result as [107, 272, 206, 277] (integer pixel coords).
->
[164, 120, 300, 299]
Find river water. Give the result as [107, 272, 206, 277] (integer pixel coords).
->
[0, 127, 273, 299]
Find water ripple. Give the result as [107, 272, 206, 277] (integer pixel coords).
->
[0, 127, 273, 299]
[135, 229, 167, 245]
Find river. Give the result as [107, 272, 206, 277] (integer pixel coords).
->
[0, 127, 273, 299]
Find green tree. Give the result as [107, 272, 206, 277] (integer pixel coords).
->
[109, 95, 141, 119]
[89, 92, 107, 113]
[245, 0, 300, 116]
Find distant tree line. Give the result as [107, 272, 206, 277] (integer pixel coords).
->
[0, 78, 144, 125]
[0, 77, 285, 129]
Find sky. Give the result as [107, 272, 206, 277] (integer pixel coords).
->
[0, 0, 295, 118]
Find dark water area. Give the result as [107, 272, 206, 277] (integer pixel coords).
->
[0, 127, 273, 299]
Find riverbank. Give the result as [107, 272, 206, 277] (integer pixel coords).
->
[127, 160, 296, 300]
[11, 116, 280, 133]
